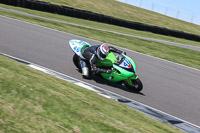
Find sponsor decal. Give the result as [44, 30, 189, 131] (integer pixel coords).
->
[120, 58, 131, 68]
[73, 46, 81, 53]
[79, 40, 87, 45]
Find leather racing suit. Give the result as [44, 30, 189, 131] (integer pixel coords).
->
[80, 45, 125, 78]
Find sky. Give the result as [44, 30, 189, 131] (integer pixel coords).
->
[116, 0, 200, 25]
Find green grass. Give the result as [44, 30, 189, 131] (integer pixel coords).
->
[40, 0, 200, 35]
[0, 3, 200, 47]
[0, 54, 184, 133]
[0, 8, 199, 70]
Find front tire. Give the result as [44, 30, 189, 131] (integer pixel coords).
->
[124, 78, 143, 93]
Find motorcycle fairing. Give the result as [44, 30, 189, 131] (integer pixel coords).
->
[119, 58, 132, 69]
[69, 39, 91, 58]
[99, 53, 138, 82]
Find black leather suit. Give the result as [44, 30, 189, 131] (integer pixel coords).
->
[81, 45, 123, 73]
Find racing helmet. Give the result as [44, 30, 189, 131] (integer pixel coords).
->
[97, 44, 109, 60]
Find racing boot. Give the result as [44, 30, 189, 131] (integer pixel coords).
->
[80, 60, 89, 79]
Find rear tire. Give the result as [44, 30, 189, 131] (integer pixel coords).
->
[73, 54, 81, 70]
[124, 78, 143, 93]
[73, 54, 91, 79]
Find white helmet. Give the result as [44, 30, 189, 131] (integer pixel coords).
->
[97, 44, 109, 60]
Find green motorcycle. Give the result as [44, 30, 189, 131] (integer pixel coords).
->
[69, 39, 143, 92]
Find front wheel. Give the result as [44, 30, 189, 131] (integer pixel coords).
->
[124, 78, 143, 93]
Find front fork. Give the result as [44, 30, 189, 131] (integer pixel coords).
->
[125, 75, 138, 86]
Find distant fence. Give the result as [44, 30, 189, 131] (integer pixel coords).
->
[120, 0, 200, 26]
[1, 0, 200, 42]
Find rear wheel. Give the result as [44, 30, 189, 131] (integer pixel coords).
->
[73, 54, 81, 70]
[73, 54, 91, 79]
[124, 78, 143, 92]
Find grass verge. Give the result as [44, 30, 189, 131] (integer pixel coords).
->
[0, 8, 199, 70]
[0, 54, 184, 133]
[0, 3, 200, 47]
[39, 0, 200, 35]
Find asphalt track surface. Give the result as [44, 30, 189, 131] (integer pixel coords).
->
[0, 7, 200, 52]
[1, 15, 200, 127]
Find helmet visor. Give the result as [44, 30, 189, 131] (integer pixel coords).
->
[99, 51, 106, 59]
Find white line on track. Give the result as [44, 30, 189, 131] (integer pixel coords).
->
[1, 14, 200, 128]
[1, 52, 200, 130]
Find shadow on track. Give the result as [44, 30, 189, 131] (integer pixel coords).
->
[76, 69, 145, 96]
[92, 76, 145, 96]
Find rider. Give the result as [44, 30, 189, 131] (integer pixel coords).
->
[80, 43, 126, 78]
